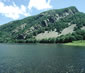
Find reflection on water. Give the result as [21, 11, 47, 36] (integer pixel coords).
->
[0, 44, 85, 73]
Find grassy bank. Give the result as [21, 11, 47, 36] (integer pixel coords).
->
[64, 40, 85, 46]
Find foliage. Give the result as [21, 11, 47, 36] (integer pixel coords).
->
[56, 30, 85, 43]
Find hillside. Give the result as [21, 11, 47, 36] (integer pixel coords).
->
[0, 6, 85, 43]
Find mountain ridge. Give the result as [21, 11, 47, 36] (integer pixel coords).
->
[0, 6, 85, 43]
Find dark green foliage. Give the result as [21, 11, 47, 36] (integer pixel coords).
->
[39, 38, 56, 43]
[54, 22, 68, 33]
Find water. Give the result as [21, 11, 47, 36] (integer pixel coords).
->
[0, 43, 85, 73]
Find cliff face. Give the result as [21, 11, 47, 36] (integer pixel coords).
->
[0, 6, 85, 43]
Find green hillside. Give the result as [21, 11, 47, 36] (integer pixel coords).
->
[0, 6, 85, 43]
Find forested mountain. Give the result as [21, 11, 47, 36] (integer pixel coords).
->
[0, 6, 85, 43]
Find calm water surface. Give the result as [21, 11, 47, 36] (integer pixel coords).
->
[0, 43, 85, 73]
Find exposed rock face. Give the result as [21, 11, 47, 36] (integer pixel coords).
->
[35, 24, 76, 40]
[81, 26, 85, 30]
[12, 23, 27, 33]
[60, 24, 76, 35]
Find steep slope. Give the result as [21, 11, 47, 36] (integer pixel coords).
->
[0, 6, 85, 43]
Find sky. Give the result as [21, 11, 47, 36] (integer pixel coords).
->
[0, 0, 85, 25]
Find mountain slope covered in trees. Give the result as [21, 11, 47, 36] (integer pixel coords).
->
[0, 6, 85, 43]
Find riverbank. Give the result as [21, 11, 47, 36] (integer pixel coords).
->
[64, 40, 85, 46]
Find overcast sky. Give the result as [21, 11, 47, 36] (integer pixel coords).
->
[0, 0, 85, 25]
